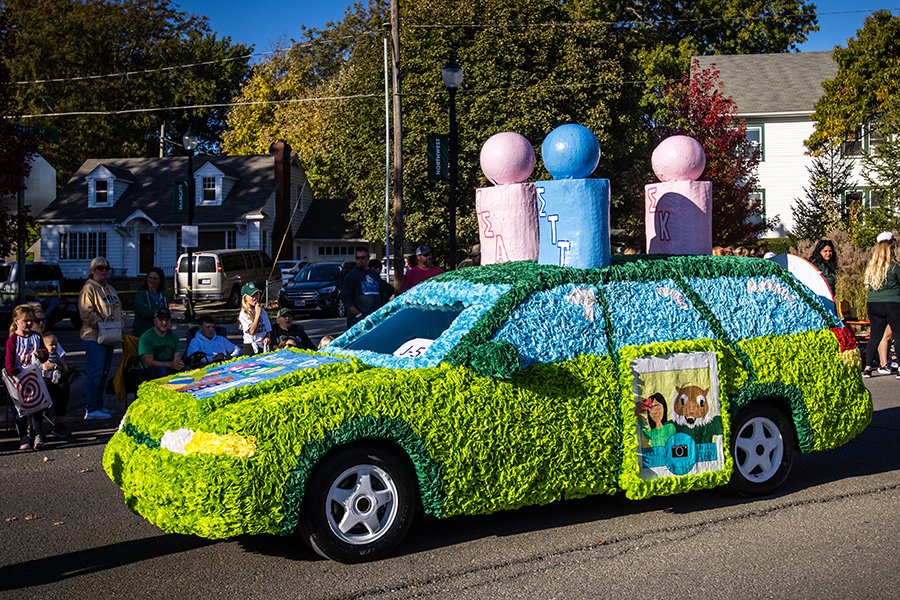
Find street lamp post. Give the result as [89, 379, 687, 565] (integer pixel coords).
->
[183, 129, 199, 320]
[442, 55, 463, 269]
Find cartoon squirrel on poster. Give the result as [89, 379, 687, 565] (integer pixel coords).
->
[670, 384, 722, 444]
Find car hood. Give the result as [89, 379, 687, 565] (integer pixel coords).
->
[284, 279, 338, 291]
[120, 349, 368, 440]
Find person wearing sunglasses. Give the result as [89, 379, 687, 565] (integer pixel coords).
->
[78, 257, 124, 420]
[341, 247, 394, 330]
[398, 245, 444, 293]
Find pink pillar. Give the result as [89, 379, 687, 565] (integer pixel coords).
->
[475, 183, 540, 264]
[644, 180, 712, 255]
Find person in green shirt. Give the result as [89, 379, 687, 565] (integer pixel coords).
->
[132, 267, 169, 337]
[137, 307, 183, 380]
[863, 232, 900, 378]
[809, 239, 837, 296]
[634, 393, 675, 447]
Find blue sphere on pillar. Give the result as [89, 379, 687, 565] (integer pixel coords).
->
[541, 124, 601, 180]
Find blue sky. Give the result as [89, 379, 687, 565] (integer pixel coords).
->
[175, 1, 895, 56]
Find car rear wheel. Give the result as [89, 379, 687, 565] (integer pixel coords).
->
[227, 286, 241, 309]
[303, 445, 414, 563]
[728, 403, 794, 497]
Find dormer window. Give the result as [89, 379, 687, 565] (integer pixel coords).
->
[202, 177, 216, 202]
[194, 162, 236, 207]
[95, 180, 108, 203]
[86, 164, 132, 208]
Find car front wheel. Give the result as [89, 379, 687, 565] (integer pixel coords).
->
[728, 403, 795, 497]
[303, 445, 415, 563]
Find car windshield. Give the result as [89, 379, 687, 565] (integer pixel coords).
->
[345, 304, 466, 356]
[294, 264, 340, 283]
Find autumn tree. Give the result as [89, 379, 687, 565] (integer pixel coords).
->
[3, 0, 252, 184]
[0, 9, 38, 258]
[790, 144, 856, 241]
[656, 61, 766, 246]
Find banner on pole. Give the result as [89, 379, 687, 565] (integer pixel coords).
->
[427, 134, 449, 181]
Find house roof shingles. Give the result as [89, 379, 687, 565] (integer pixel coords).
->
[39, 155, 275, 225]
[694, 51, 837, 115]
[296, 197, 363, 241]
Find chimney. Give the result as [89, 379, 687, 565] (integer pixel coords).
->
[271, 139, 293, 260]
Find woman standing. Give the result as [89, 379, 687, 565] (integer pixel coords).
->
[863, 232, 900, 378]
[809, 239, 838, 296]
[132, 267, 168, 336]
[238, 283, 271, 355]
[79, 257, 124, 419]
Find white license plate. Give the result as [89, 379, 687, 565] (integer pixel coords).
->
[199, 278, 211, 285]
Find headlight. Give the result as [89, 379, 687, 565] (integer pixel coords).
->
[320, 285, 337, 295]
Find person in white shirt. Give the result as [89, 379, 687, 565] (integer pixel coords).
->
[237, 283, 271, 355]
[187, 314, 242, 365]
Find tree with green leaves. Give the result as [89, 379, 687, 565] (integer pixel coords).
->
[655, 61, 766, 246]
[790, 144, 856, 241]
[0, 9, 38, 258]
[849, 137, 900, 248]
[223, 0, 819, 256]
[3, 0, 252, 185]
[807, 9, 900, 151]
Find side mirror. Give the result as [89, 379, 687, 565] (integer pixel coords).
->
[467, 340, 522, 380]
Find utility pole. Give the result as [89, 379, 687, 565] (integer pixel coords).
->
[390, 0, 404, 289]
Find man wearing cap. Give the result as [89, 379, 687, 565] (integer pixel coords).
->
[186, 314, 242, 365]
[399, 245, 445, 293]
[267, 308, 317, 350]
[341, 247, 395, 329]
[456, 244, 481, 269]
[137, 307, 183, 379]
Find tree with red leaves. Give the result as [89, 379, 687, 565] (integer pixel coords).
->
[1, 11, 38, 258]
[657, 60, 769, 246]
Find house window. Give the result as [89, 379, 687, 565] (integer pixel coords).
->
[95, 180, 108, 203]
[843, 122, 883, 158]
[202, 177, 216, 203]
[746, 125, 764, 162]
[59, 232, 107, 261]
[869, 189, 885, 209]
[227, 230, 237, 249]
[843, 189, 865, 219]
[747, 190, 766, 224]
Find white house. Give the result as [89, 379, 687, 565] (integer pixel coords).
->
[693, 51, 877, 238]
[36, 142, 369, 279]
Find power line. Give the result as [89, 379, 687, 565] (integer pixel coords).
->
[16, 77, 677, 120]
[407, 9, 891, 29]
[17, 92, 383, 119]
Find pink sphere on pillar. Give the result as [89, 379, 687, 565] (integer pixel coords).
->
[651, 135, 706, 182]
[480, 132, 536, 185]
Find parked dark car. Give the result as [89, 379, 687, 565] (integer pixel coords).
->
[278, 262, 352, 317]
[0, 261, 81, 327]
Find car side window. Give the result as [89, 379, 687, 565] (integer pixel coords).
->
[492, 284, 609, 367]
[686, 275, 826, 340]
[603, 279, 714, 351]
[221, 253, 245, 273]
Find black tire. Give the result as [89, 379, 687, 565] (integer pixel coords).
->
[227, 286, 242, 309]
[303, 445, 415, 563]
[728, 402, 795, 497]
[69, 312, 83, 329]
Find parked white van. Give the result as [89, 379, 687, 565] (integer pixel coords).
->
[174, 249, 281, 308]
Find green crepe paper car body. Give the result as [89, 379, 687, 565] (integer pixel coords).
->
[104, 255, 872, 563]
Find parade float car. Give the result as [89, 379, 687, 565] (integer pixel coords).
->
[104, 255, 871, 563]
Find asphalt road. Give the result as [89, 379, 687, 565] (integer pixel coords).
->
[1, 331, 898, 599]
